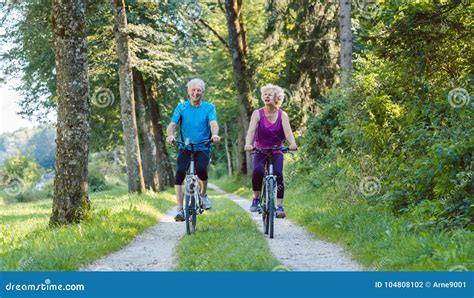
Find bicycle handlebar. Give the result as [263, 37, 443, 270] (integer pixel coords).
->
[173, 139, 213, 149]
[252, 146, 295, 154]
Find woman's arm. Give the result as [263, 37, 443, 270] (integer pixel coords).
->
[245, 110, 259, 150]
[282, 111, 297, 150]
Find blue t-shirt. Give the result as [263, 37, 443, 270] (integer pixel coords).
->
[171, 100, 217, 151]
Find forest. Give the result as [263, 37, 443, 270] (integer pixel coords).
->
[0, 0, 472, 272]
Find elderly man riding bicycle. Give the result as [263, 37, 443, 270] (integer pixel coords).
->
[166, 78, 220, 222]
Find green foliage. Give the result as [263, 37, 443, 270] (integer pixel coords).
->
[26, 126, 56, 169]
[2, 153, 41, 188]
[292, 0, 474, 230]
[88, 150, 127, 193]
[215, 175, 474, 271]
[0, 186, 175, 271]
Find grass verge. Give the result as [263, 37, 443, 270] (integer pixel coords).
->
[0, 185, 175, 271]
[213, 175, 474, 271]
[174, 189, 280, 271]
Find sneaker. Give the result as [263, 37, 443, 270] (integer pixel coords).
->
[201, 193, 212, 210]
[174, 209, 185, 222]
[276, 206, 286, 219]
[250, 197, 260, 212]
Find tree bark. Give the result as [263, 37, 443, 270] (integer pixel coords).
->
[146, 82, 174, 190]
[50, 0, 91, 225]
[224, 123, 233, 177]
[133, 69, 159, 191]
[113, 0, 145, 193]
[224, 0, 253, 175]
[339, 0, 353, 88]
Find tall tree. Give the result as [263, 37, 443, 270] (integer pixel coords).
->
[224, 0, 254, 175]
[339, 0, 353, 88]
[146, 82, 175, 189]
[113, 0, 145, 193]
[133, 69, 159, 191]
[50, 0, 91, 225]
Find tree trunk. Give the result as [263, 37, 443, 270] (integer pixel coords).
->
[224, 123, 233, 177]
[146, 82, 174, 189]
[50, 0, 91, 225]
[133, 69, 159, 191]
[224, 0, 253, 175]
[339, 0, 353, 88]
[113, 0, 145, 193]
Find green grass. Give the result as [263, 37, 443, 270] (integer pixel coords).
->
[213, 175, 474, 271]
[174, 189, 280, 271]
[0, 185, 175, 271]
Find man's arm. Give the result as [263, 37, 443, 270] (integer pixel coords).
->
[166, 122, 177, 144]
[210, 121, 220, 143]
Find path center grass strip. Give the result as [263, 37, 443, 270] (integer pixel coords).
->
[174, 190, 280, 271]
[0, 185, 175, 271]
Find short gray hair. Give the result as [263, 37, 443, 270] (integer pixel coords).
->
[187, 78, 206, 91]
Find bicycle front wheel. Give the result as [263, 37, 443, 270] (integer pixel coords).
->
[190, 194, 197, 233]
[268, 186, 275, 239]
[185, 194, 192, 235]
[261, 183, 269, 235]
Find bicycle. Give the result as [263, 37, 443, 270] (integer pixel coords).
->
[173, 139, 212, 235]
[253, 146, 292, 239]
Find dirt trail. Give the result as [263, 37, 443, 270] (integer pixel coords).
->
[81, 207, 184, 271]
[83, 185, 363, 272]
[208, 183, 364, 271]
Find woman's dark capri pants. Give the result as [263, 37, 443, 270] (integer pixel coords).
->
[175, 149, 211, 185]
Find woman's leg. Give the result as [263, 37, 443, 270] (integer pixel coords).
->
[252, 153, 267, 198]
[273, 153, 285, 207]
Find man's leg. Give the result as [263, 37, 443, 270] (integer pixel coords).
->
[200, 179, 208, 195]
[175, 184, 184, 210]
[174, 149, 190, 220]
[196, 150, 211, 209]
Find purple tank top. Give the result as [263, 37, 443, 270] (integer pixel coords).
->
[255, 108, 286, 148]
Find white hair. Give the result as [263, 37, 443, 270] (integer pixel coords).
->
[260, 84, 285, 107]
[187, 78, 206, 91]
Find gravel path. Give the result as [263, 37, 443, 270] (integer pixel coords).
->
[81, 207, 184, 271]
[208, 183, 364, 271]
[82, 185, 364, 271]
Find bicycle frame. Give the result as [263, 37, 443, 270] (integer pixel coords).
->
[175, 139, 211, 234]
[254, 146, 290, 239]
